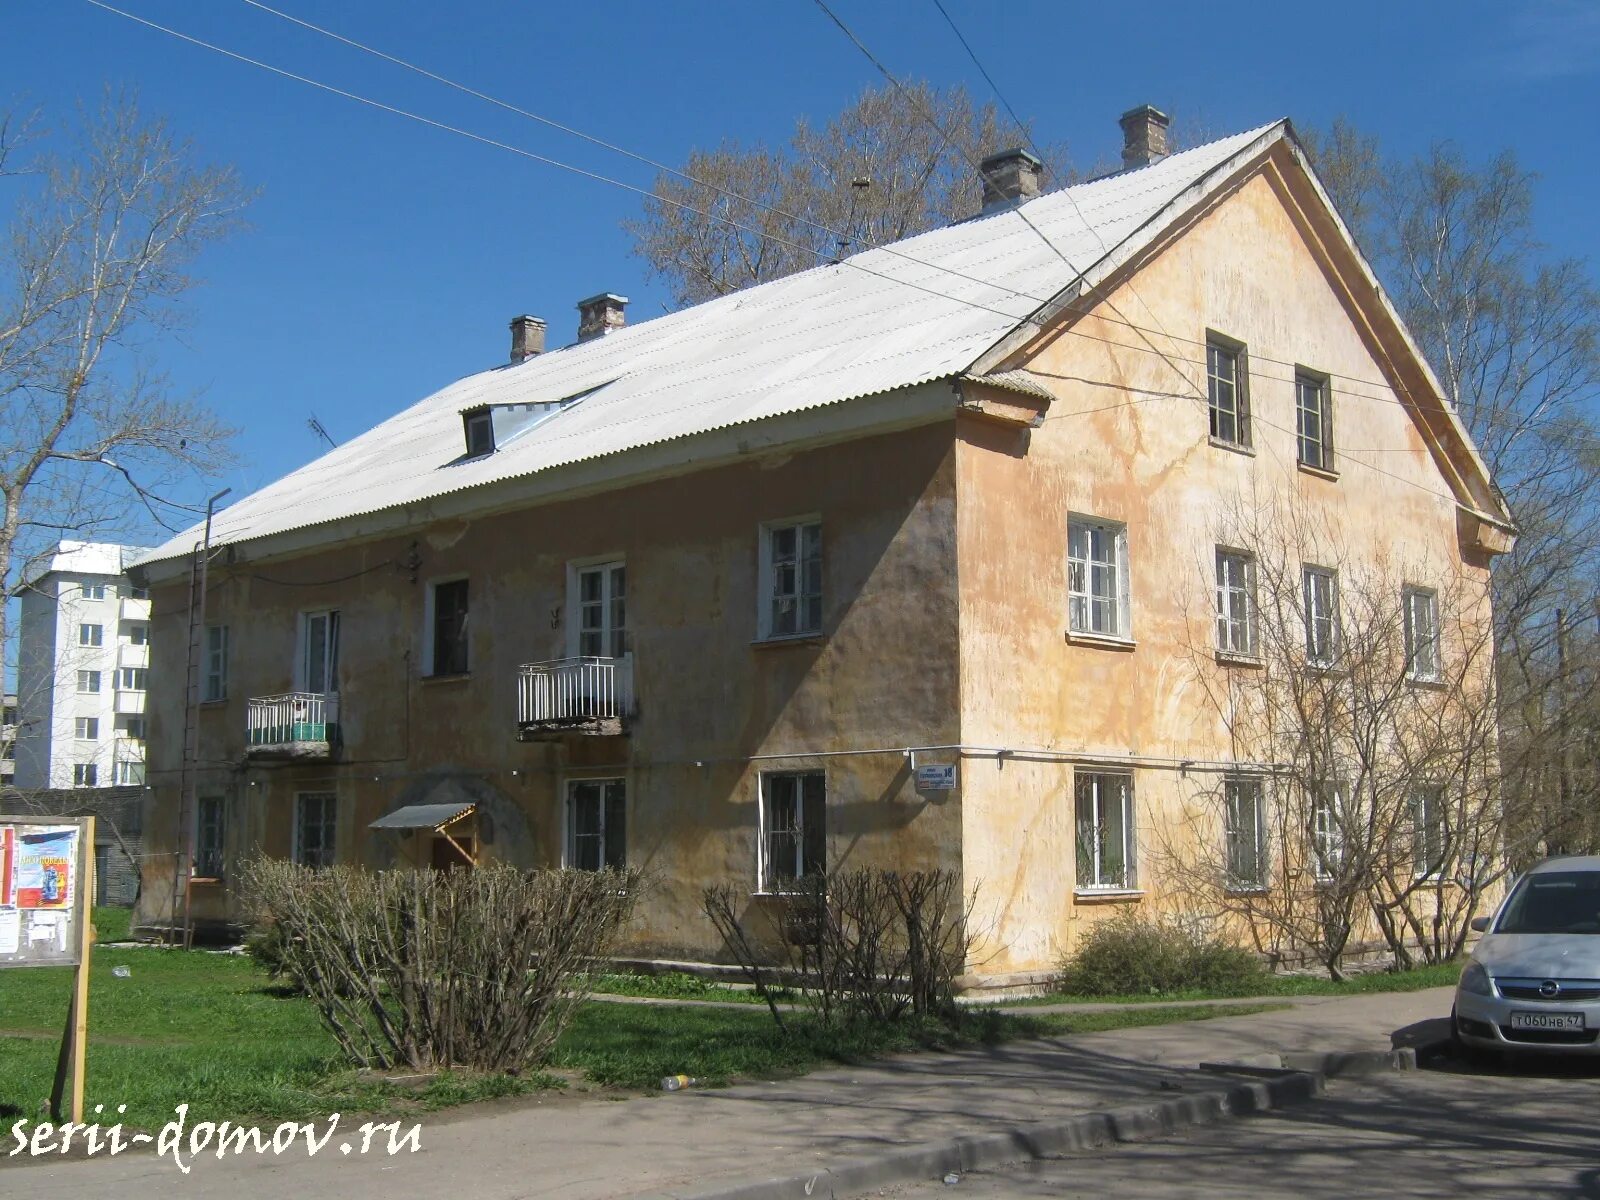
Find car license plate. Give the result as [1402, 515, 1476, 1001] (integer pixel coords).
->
[1509, 1011, 1586, 1032]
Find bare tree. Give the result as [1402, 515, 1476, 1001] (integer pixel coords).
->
[626, 83, 1069, 307]
[1, 93, 249, 693]
[1159, 499, 1507, 977]
[1302, 122, 1600, 864]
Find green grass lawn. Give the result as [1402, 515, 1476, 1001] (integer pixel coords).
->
[0, 946, 1281, 1127]
[92, 905, 134, 943]
[1011, 959, 1464, 1006]
[583, 970, 789, 1005]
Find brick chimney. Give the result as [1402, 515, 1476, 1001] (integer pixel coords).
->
[979, 147, 1043, 212]
[1119, 105, 1171, 170]
[509, 314, 546, 364]
[577, 293, 628, 342]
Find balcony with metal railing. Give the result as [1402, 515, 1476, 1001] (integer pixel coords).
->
[246, 691, 340, 759]
[516, 657, 633, 739]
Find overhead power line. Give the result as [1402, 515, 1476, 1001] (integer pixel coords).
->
[236, 0, 1078, 315]
[79, 1, 1524, 502]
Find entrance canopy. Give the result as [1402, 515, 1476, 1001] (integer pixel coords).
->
[369, 802, 475, 833]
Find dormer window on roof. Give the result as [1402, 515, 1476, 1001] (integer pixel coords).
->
[455, 381, 617, 464]
[463, 408, 494, 458]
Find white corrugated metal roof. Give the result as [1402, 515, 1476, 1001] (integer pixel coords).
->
[141, 124, 1284, 566]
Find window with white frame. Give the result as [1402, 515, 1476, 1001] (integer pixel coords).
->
[119, 667, 148, 691]
[1295, 371, 1333, 470]
[1068, 517, 1130, 638]
[1411, 785, 1447, 879]
[1075, 771, 1136, 891]
[1309, 784, 1344, 881]
[76, 670, 101, 694]
[74, 717, 99, 741]
[428, 579, 470, 676]
[1215, 549, 1257, 656]
[566, 778, 626, 870]
[82, 583, 106, 601]
[1223, 777, 1268, 889]
[575, 562, 628, 658]
[759, 771, 826, 890]
[760, 519, 822, 639]
[128, 623, 149, 645]
[294, 792, 337, 868]
[1403, 587, 1441, 682]
[78, 623, 103, 647]
[114, 760, 145, 785]
[203, 625, 229, 702]
[298, 609, 341, 694]
[1207, 335, 1250, 447]
[195, 796, 226, 878]
[1302, 565, 1339, 667]
[72, 763, 98, 787]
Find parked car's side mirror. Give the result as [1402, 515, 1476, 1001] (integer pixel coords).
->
[1470, 916, 1491, 933]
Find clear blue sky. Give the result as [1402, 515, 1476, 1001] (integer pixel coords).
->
[6, 0, 1598, 526]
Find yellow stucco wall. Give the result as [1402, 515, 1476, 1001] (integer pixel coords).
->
[136, 423, 965, 957]
[957, 166, 1494, 976]
[136, 155, 1497, 980]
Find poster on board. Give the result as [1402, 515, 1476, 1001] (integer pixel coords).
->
[15, 827, 77, 910]
[0, 818, 89, 969]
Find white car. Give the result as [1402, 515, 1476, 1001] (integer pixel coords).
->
[1454, 856, 1600, 1058]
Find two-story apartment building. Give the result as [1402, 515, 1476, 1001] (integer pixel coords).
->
[14, 541, 153, 791]
[129, 112, 1511, 977]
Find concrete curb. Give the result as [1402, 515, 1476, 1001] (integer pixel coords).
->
[657, 1070, 1323, 1200]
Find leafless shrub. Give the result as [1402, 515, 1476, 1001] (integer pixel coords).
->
[703, 868, 971, 1027]
[241, 860, 640, 1072]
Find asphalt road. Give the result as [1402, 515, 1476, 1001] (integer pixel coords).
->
[864, 1051, 1600, 1199]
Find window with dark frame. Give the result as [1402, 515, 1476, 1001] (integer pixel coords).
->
[294, 792, 337, 868]
[566, 778, 626, 870]
[1075, 771, 1136, 890]
[1207, 337, 1250, 447]
[464, 410, 494, 457]
[431, 579, 470, 676]
[1411, 785, 1447, 878]
[1296, 372, 1332, 470]
[764, 520, 822, 638]
[195, 796, 226, 878]
[1224, 777, 1268, 889]
[128, 623, 149, 645]
[760, 771, 826, 890]
[203, 625, 229, 702]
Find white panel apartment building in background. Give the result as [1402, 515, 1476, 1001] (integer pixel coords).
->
[14, 541, 153, 789]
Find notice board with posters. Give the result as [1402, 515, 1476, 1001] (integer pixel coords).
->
[0, 817, 92, 968]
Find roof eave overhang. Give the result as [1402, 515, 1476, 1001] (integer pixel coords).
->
[134, 379, 963, 585]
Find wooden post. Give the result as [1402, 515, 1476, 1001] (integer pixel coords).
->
[48, 816, 94, 1123]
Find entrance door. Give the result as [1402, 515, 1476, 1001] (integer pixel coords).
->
[431, 835, 475, 871]
[573, 563, 627, 659]
[299, 610, 340, 693]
